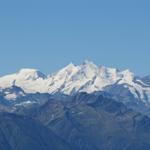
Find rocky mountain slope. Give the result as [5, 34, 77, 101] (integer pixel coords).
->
[17, 93, 150, 150]
[0, 113, 72, 150]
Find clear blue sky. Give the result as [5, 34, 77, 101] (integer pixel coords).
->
[0, 0, 150, 76]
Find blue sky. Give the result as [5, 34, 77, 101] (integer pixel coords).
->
[0, 0, 150, 76]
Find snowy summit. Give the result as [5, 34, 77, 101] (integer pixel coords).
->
[0, 60, 150, 103]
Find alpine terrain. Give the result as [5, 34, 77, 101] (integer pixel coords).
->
[0, 61, 150, 150]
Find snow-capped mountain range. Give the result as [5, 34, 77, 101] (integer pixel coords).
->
[0, 60, 150, 114]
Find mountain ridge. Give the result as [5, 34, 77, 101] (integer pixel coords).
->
[0, 61, 150, 116]
[0, 61, 144, 93]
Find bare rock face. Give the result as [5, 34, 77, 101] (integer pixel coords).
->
[21, 93, 150, 150]
[0, 113, 72, 150]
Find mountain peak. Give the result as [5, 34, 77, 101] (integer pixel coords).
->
[19, 68, 38, 73]
[81, 60, 98, 72]
[82, 60, 97, 68]
[63, 63, 76, 70]
[18, 68, 47, 80]
[121, 69, 134, 81]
